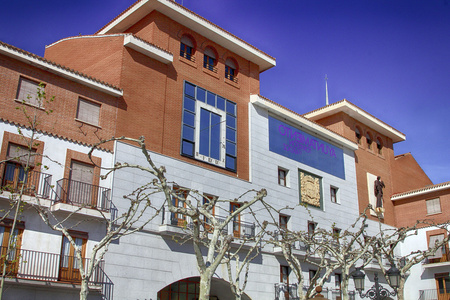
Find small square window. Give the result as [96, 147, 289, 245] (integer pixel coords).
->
[16, 77, 42, 107]
[77, 98, 100, 126]
[330, 186, 338, 203]
[278, 168, 288, 186]
[426, 198, 441, 215]
[332, 227, 341, 238]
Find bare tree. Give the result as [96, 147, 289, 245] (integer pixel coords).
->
[0, 83, 53, 300]
[373, 221, 450, 300]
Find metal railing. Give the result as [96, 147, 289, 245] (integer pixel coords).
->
[275, 283, 300, 300]
[424, 251, 450, 264]
[1, 246, 113, 300]
[1, 169, 52, 198]
[418, 289, 438, 300]
[55, 178, 112, 212]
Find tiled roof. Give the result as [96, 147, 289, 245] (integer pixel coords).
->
[0, 40, 123, 95]
[391, 181, 450, 200]
[96, 0, 275, 61]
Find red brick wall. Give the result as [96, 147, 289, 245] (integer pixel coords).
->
[0, 54, 118, 151]
[392, 153, 432, 194]
[43, 10, 260, 181]
[394, 189, 450, 227]
[315, 113, 398, 225]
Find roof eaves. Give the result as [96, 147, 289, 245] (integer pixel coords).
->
[0, 40, 123, 97]
[391, 181, 450, 200]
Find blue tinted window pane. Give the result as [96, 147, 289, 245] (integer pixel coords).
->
[184, 96, 196, 112]
[226, 115, 236, 128]
[226, 155, 236, 171]
[207, 92, 216, 107]
[185, 82, 196, 98]
[226, 101, 236, 115]
[182, 141, 194, 156]
[182, 125, 195, 141]
[226, 141, 236, 156]
[217, 96, 225, 111]
[210, 113, 221, 160]
[199, 109, 210, 156]
[226, 128, 236, 143]
[197, 88, 206, 102]
[183, 110, 195, 126]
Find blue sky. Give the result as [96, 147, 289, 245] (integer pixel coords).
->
[1, 0, 449, 184]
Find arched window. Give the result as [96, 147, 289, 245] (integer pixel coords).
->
[366, 132, 373, 150]
[355, 126, 362, 144]
[225, 58, 238, 82]
[376, 137, 383, 155]
[203, 47, 216, 72]
[180, 35, 195, 61]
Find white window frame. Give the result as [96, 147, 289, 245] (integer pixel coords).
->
[330, 186, 339, 203]
[278, 167, 289, 187]
[194, 101, 226, 167]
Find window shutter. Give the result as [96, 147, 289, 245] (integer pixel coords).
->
[70, 161, 94, 184]
[429, 234, 445, 259]
[17, 78, 40, 106]
[426, 198, 441, 214]
[181, 36, 194, 48]
[7, 144, 35, 165]
[204, 47, 216, 59]
[77, 99, 100, 126]
[225, 58, 236, 69]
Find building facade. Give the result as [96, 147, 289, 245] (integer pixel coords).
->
[0, 0, 448, 300]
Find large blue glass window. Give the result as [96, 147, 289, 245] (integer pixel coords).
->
[181, 81, 237, 172]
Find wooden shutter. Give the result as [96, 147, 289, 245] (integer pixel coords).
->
[77, 99, 100, 126]
[17, 78, 40, 106]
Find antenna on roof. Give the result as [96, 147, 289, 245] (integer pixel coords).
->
[325, 74, 329, 106]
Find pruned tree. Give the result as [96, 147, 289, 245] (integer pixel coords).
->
[264, 205, 378, 300]
[0, 83, 53, 300]
[372, 220, 450, 300]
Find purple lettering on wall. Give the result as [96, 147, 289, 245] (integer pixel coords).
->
[278, 124, 337, 158]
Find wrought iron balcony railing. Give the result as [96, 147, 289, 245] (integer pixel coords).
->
[55, 178, 112, 212]
[1, 167, 52, 199]
[274, 283, 300, 300]
[1, 246, 113, 300]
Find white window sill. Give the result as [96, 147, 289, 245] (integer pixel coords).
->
[14, 99, 45, 111]
[75, 118, 102, 129]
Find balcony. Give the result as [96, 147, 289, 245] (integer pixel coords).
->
[274, 283, 300, 300]
[159, 208, 256, 240]
[424, 250, 450, 268]
[1, 167, 52, 199]
[1, 246, 113, 300]
[419, 289, 439, 300]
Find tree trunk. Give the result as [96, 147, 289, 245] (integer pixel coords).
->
[341, 270, 350, 300]
[199, 271, 212, 300]
[80, 278, 89, 300]
[396, 277, 406, 300]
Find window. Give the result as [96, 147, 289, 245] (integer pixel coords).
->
[2, 144, 36, 193]
[299, 170, 322, 209]
[231, 202, 241, 238]
[309, 269, 317, 283]
[376, 137, 383, 155]
[278, 168, 288, 186]
[171, 186, 189, 227]
[355, 126, 361, 144]
[429, 234, 448, 262]
[330, 186, 338, 203]
[180, 35, 195, 61]
[0, 219, 24, 276]
[76, 98, 100, 126]
[225, 58, 237, 82]
[332, 227, 341, 238]
[435, 273, 450, 297]
[66, 161, 95, 207]
[59, 231, 87, 282]
[366, 132, 372, 150]
[181, 82, 237, 171]
[308, 221, 317, 235]
[158, 278, 200, 299]
[203, 47, 216, 72]
[280, 265, 290, 299]
[16, 77, 42, 107]
[279, 214, 290, 230]
[426, 198, 442, 215]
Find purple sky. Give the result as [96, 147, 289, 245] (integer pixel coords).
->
[1, 0, 449, 184]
